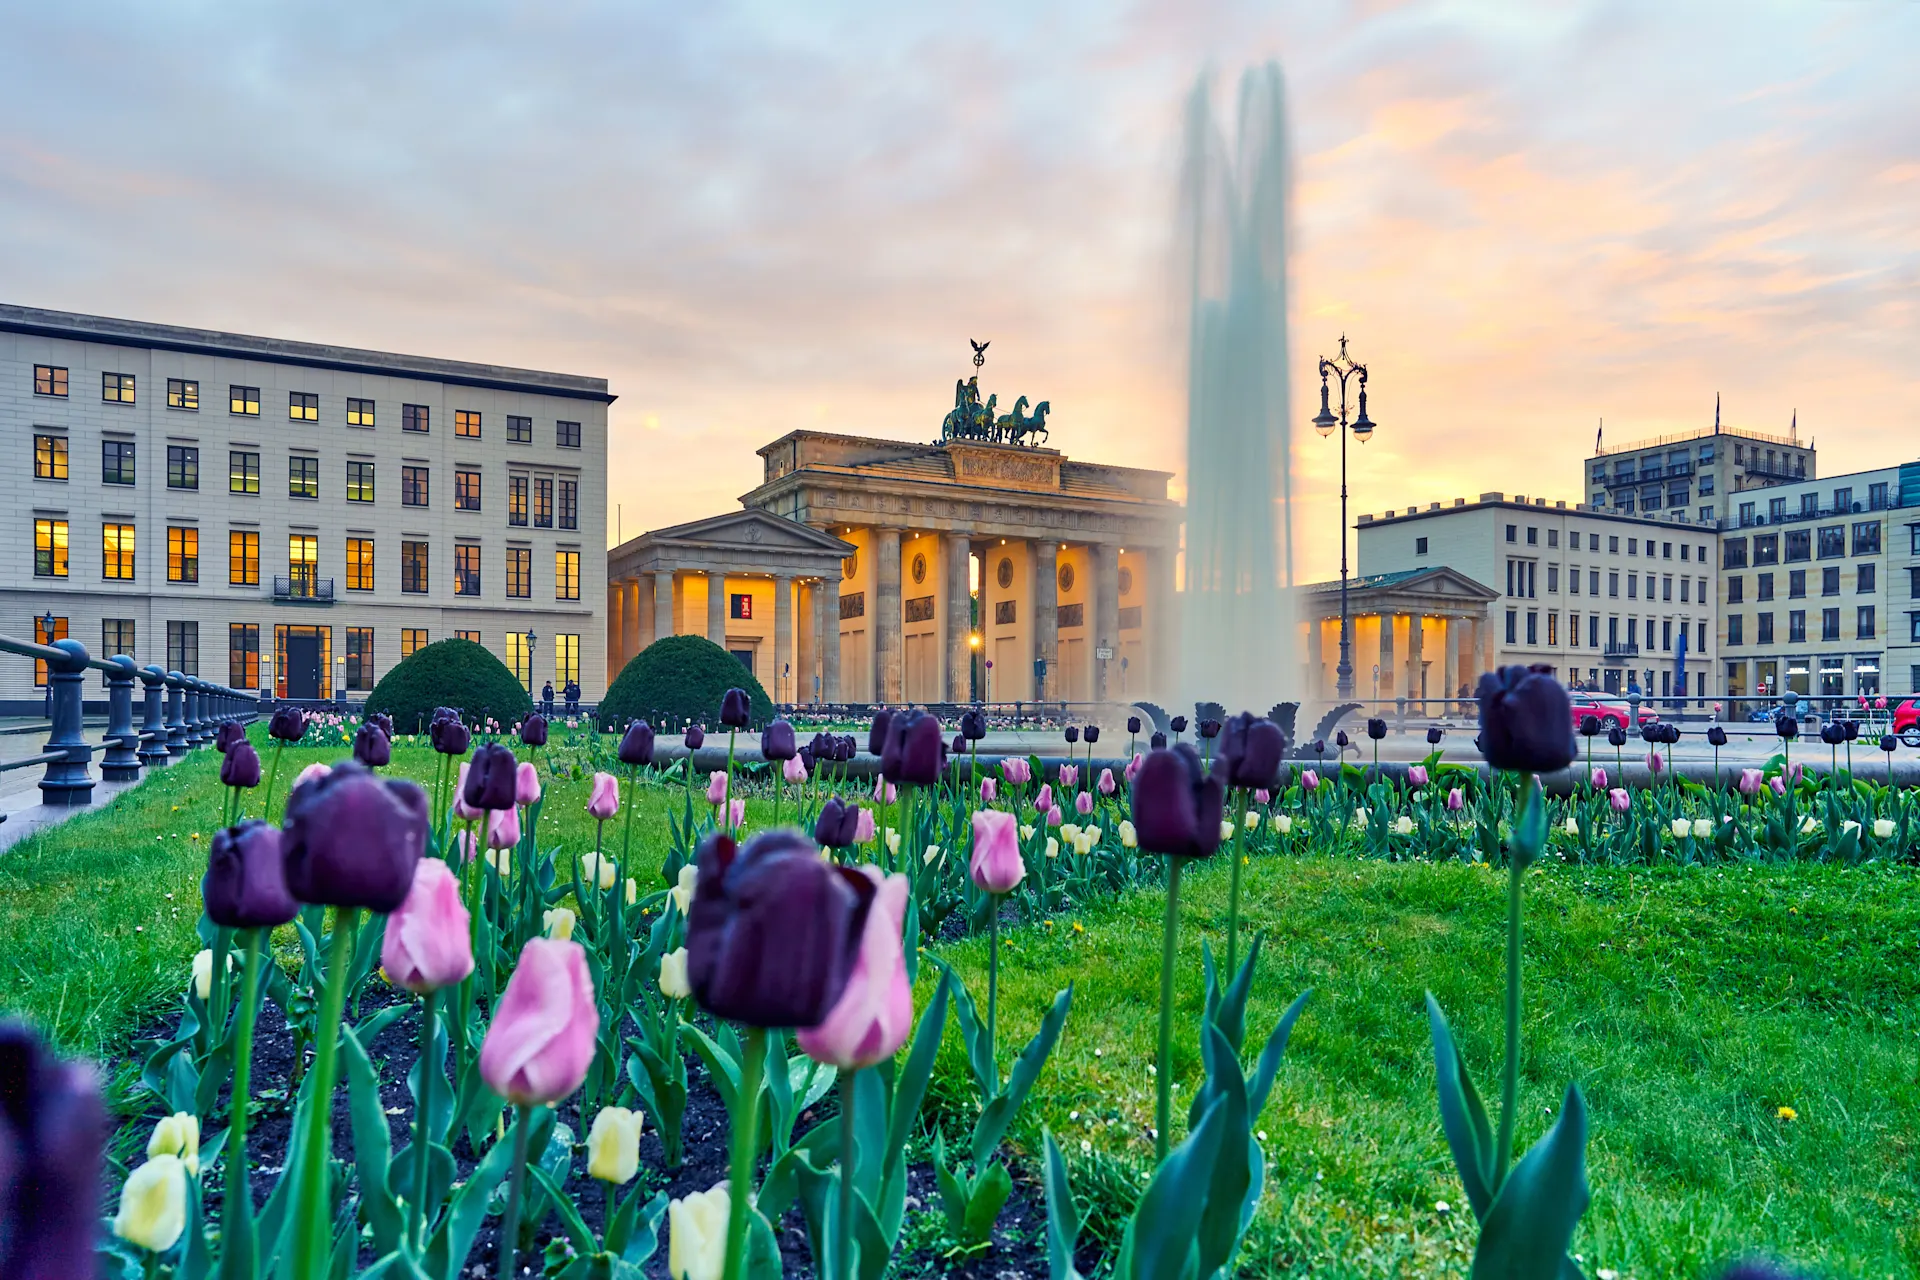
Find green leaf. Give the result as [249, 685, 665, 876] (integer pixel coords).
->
[932, 1132, 972, 1235]
[1513, 777, 1546, 869]
[972, 983, 1073, 1169]
[884, 971, 950, 1186]
[1039, 1130, 1083, 1280]
[612, 1189, 669, 1265]
[1192, 1024, 1253, 1280]
[964, 1162, 1014, 1244]
[341, 1026, 404, 1257]
[1245, 989, 1312, 1122]
[1472, 1083, 1591, 1280]
[530, 1166, 596, 1255]
[1213, 936, 1263, 1056]
[679, 1023, 741, 1114]
[1126, 1093, 1230, 1280]
[936, 957, 998, 1098]
[425, 1106, 543, 1279]
[1428, 993, 1498, 1221]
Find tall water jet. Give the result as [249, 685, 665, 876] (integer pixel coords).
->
[1177, 63, 1299, 715]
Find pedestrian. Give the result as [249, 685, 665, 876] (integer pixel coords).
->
[541, 680, 555, 715]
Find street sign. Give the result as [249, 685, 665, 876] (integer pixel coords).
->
[1095, 646, 1114, 661]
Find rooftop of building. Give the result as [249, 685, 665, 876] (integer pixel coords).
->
[1587, 422, 1809, 458]
[0, 302, 615, 402]
[751, 428, 1175, 503]
[1357, 491, 1709, 532]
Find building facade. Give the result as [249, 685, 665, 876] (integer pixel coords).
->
[5, 304, 610, 713]
[1584, 418, 1814, 525]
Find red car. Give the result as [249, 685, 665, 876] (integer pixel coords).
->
[1894, 699, 1920, 745]
[1568, 691, 1659, 732]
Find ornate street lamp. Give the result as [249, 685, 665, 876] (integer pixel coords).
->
[525, 629, 539, 694]
[1312, 335, 1377, 700]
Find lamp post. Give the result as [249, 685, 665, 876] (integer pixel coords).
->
[525, 628, 538, 695]
[40, 609, 56, 719]
[1311, 335, 1377, 700]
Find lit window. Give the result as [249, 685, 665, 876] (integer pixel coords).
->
[230, 385, 260, 415]
[229, 624, 260, 687]
[34, 364, 68, 397]
[34, 519, 69, 577]
[346, 397, 376, 427]
[506, 546, 531, 598]
[289, 391, 319, 421]
[401, 628, 429, 658]
[229, 531, 259, 585]
[508, 474, 528, 526]
[102, 372, 136, 404]
[288, 535, 318, 589]
[103, 522, 136, 580]
[167, 378, 200, 410]
[34, 434, 68, 480]
[454, 544, 481, 595]
[403, 403, 430, 433]
[230, 451, 260, 494]
[455, 409, 482, 439]
[559, 479, 577, 530]
[33, 615, 68, 685]
[402, 466, 429, 507]
[167, 526, 199, 583]
[346, 537, 374, 591]
[168, 446, 199, 490]
[455, 469, 482, 511]
[401, 541, 429, 593]
[534, 477, 553, 528]
[346, 460, 375, 503]
[556, 549, 580, 601]
[554, 633, 579, 686]
[505, 631, 531, 688]
[289, 455, 319, 499]
[346, 627, 375, 691]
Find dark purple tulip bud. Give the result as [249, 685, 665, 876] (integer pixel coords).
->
[1707, 726, 1728, 747]
[1198, 718, 1222, 740]
[685, 724, 706, 751]
[686, 829, 865, 1027]
[463, 743, 520, 811]
[203, 819, 298, 928]
[1127, 716, 1142, 735]
[1880, 734, 1897, 753]
[0, 1021, 104, 1280]
[519, 714, 548, 747]
[1607, 725, 1628, 748]
[215, 721, 247, 754]
[1820, 722, 1846, 746]
[282, 761, 428, 912]
[618, 721, 655, 766]
[1776, 715, 1798, 741]
[1217, 713, 1286, 790]
[1336, 731, 1351, 749]
[1366, 718, 1387, 741]
[1428, 725, 1446, 745]
[1640, 722, 1661, 743]
[1474, 664, 1576, 774]
[798, 745, 815, 772]
[220, 740, 262, 789]
[761, 719, 796, 761]
[432, 705, 459, 723]
[952, 733, 967, 757]
[883, 709, 944, 785]
[353, 723, 391, 768]
[1084, 725, 1100, 745]
[867, 710, 893, 756]
[370, 712, 394, 738]
[841, 735, 858, 761]
[814, 797, 861, 849]
[960, 709, 986, 741]
[268, 705, 307, 742]
[1843, 719, 1860, 742]
[1149, 731, 1167, 751]
[1064, 726, 1080, 745]
[1129, 745, 1225, 859]
[1312, 739, 1326, 757]
[1170, 716, 1189, 734]
[1579, 716, 1601, 738]
[430, 716, 471, 756]
[720, 687, 752, 729]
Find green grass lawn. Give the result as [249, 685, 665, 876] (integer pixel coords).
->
[3, 738, 1917, 1277]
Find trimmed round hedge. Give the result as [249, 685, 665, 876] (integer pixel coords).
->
[363, 638, 533, 735]
[599, 634, 773, 730]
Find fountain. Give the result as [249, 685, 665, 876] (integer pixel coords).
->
[1176, 62, 1299, 717]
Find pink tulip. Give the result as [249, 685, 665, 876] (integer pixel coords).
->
[1609, 788, 1631, 813]
[1590, 767, 1607, 790]
[1769, 775, 1787, 797]
[1001, 757, 1030, 785]
[487, 806, 520, 850]
[855, 806, 876, 844]
[980, 777, 997, 803]
[706, 772, 728, 805]
[1075, 791, 1093, 815]
[586, 772, 620, 820]
[969, 810, 1025, 894]
[1059, 765, 1078, 788]
[1407, 765, 1428, 787]
[479, 937, 599, 1105]
[1046, 805, 1063, 827]
[453, 828, 479, 863]
[1097, 768, 1116, 796]
[1253, 788, 1270, 805]
[729, 798, 745, 830]
[1124, 753, 1143, 783]
[1446, 787, 1464, 811]
[1647, 751, 1663, 775]
[1738, 768, 1762, 795]
[1034, 784, 1054, 813]
[515, 761, 542, 807]
[1788, 762, 1803, 785]
[381, 860, 473, 994]
[796, 868, 911, 1069]
[293, 762, 332, 790]
[452, 763, 480, 821]
[871, 776, 896, 805]
[1875, 696, 1888, 710]
[784, 756, 808, 785]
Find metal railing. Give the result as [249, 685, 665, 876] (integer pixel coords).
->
[272, 575, 334, 603]
[0, 635, 260, 809]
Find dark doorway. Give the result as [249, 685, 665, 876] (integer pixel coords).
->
[285, 632, 322, 700]
[729, 648, 755, 672]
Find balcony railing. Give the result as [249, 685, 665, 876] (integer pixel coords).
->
[273, 575, 334, 603]
[1602, 643, 1640, 663]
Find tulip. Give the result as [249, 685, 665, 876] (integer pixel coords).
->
[146, 1112, 200, 1176]
[706, 771, 729, 805]
[1393, 815, 1414, 836]
[667, 1184, 729, 1280]
[1707, 725, 1728, 747]
[1045, 836, 1060, 858]
[762, 719, 796, 760]
[870, 776, 897, 805]
[1068, 789, 1091, 816]
[587, 772, 620, 820]
[1351, 808, 1369, 828]
[885, 830, 901, 856]
[1127, 715, 1143, 735]
[450, 763, 481, 822]
[1064, 725, 1080, 745]
[1609, 788, 1631, 813]
[1446, 787, 1465, 811]
[970, 810, 1025, 893]
[866, 710, 893, 757]
[1407, 764, 1428, 787]
[1669, 817, 1691, 839]
[487, 806, 521, 850]
[463, 743, 520, 811]
[783, 755, 807, 784]
[1150, 731, 1168, 750]
[1084, 725, 1101, 745]
[729, 797, 746, 830]
[380, 859, 473, 994]
[672, 864, 697, 916]
[1124, 753, 1144, 783]
[514, 715, 546, 748]
[543, 907, 577, 940]
[882, 709, 945, 785]
[1475, 665, 1576, 774]
[191, 949, 215, 1000]
[1059, 764, 1079, 788]
[587, 1107, 644, 1185]
[220, 740, 262, 789]
[1590, 767, 1607, 790]
[1171, 715, 1189, 734]
[215, 721, 246, 754]
[479, 937, 599, 1105]
[1800, 815, 1820, 834]
[813, 797, 862, 849]
[854, 807, 876, 845]
[1607, 725, 1628, 749]
[1692, 818, 1714, 838]
[1031, 783, 1053, 814]
[268, 705, 307, 742]
[0, 1023, 104, 1279]
[515, 761, 542, 807]
[1882, 734, 1899, 753]
[292, 761, 332, 790]
[1738, 768, 1762, 794]
[112, 1156, 187, 1253]
[369, 711, 394, 738]
[280, 759, 428, 909]
[1564, 816, 1580, 836]
[1254, 788, 1271, 804]
[1366, 717, 1387, 741]
[1097, 767, 1116, 795]
[1819, 722, 1846, 747]
[961, 709, 987, 740]
[618, 721, 655, 766]
[659, 947, 692, 999]
[1776, 715, 1798, 741]
[203, 819, 298, 928]
[797, 866, 910, 1069]
[1874, 818, 1896, 839]
[1789, 762, 1804, 785]
[352, 723, 391, 768]
[1001, 756, 1030, 785]
[1274, 813, 1294, 834]
[1046, 805, 1063, 827]
[1302, 769, 1320, 792]
[685, 724, 707, 750]
[1131, 745, 1225, 859]
[1428, 725, 1446, 745]
[1647, 751, 1664, 775]
[719, 687, 751, 729]
[430, 715, 470, 755]
[1336, 730, 1350, 750]
[980, 776, 997, 803]
[580, 851, 618, 891]
[1118, 819, 1137, 847]
[1769, 775, 1787, 797]
[454, 829, 479, 863]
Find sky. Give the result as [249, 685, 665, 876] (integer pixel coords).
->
[3, 1, 1917, 584]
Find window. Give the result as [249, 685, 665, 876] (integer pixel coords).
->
[1505, 525, 1516, 542]
[1788, 610, 1806, 644]
[289, 455, 319, 499]
[102, 372, 135, 404]
[1628, 539, 1638, 555]
[230, 450, 260, 494]
[1608, 536, 1619, 553]
[506, 546, 531, 598]
[1758, 613, 1774, 644]
[1505, 609, 1517, 643]
[554, 633, 579, 686]
[101, 621, 136, 671]
[34, 519, 68, 577]
[1727, 614, 1743, 646]
[505, 631, 531, 688]
[509, 474, 529, 526]
[1661, 619, 1671, 651]
[288, 535, 317, 587]
[1547, 612, 1558, 645]
[230, 385, 260, 415]
[346, 460, 375, 502]
[1821, 609, 1841, 642]
[1662, 575, 1672, 602]
[557, 420, 581, 449]
[1789, 570, 1806, 599]
[559, 479, 578, 530]
[34, 434, 67, 480]
[1869, 482, 1888, 510]
[402, 465, 429, 507]
[1784, 530, 1810, 562]
[1627, 573, 1637, 599]
[289, 391, 319, 421]
[1757, 572, 1774, 601]
[556, 549, 580, 601]
[534, 477, 553, 528]
[167, 526, 199, 583]
[1754, 534, 1778, 565]
[1588, 615, 1599, 647]
[33, 364, 67, 397]
[1822, 567, 1840, 597]
[1570, 565, 1581, 595]
[168, 378, 199, 410]
[347, 397, 376, 427]
[1912, 566, 1920, 599]
[1547, 565, 1559, 593]
[1680, 577, 1689, 603]
[1589, 569, 1599, 595]
[1816, 526, 1845, 558]
[167, 621, 198, 676]
[1608, 571, 1619, 597]
[1858, 565, 1876, 594]
[1834, 487, 1853, 513]
[1727, 576, 1744, 604]
[455, 544, 481, 595]
[346, 537, 374, 591]
[455, 409, 482, 439]
[455, 469, 482, 511]
[1526, 527, 1538, 545]
[1415, 536, 1429, 555]
[1699, 473, 1714, 495]
[1548, 529, 1559, 548]
[1852, 521, 1880, 556]
[402, 541, 429, 593]
[403, 403, 430, 433]
[1699, 506, 1714, 523]
[456, 630, 482, 644]
[346, 628, 374, 692]
[507, 414, 532, 443]
[103, 440, 136, 485]
[103, 523, 135, 580]
[1801, 493, 1817, 518]
[229, 531, 259, 585]
[167, 446, 199, 490]
[1526, 611, 1538, 644]
[229, 624, 260, 687]
[1857, 606, 1876, 640]
[402, 628, 429, 658]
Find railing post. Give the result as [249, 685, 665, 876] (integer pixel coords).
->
[139, 665, 171, 769]
[101, 655, 141, 782]
[40, 638, 95, 807]
[189, 679, 209, 746]
[165, 671, 189, 756]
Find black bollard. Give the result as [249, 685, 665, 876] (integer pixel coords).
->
[165, 671, 189, 756]
[101, 654, 141, 782]
[40, 638, 95, 806]
[139, 665, 171, 769]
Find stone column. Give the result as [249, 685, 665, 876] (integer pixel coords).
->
[873, 527, 903, 703]
[1307, 614, 1325, 699]
[821, 573, 843, 701]
[1033, 540, 1059, 702]
[707, 571, 727, 646]
[797, 583, 817, 704]
[639, 574, 658, 650]
[1094, 544, 1121, 703]
[773, 575, 793, 704]
[974, 540, 992, 700]
[1147, 545, 1175, 702]
[945, 532, 973, 703]
[1407, 614, 1425, 712]
[653, 570, 676, 643]
[1478, 610, 1496, 676]
[1378, 614, 1396, 699]
[608, 585, 626, 677]
[1442, 616, 1461, 714]
[621, 580, 642, 670]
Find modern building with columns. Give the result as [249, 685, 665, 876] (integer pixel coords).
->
[606, 430, 1180, 706]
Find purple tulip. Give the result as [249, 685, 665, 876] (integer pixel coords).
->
[1881, 734, 1898, 753]
[1301, 769, 1320, 792]
[519, 714, 549, 747]
[1591, 767, 1608, 789]
[969, 810, 1024, 893]
[215, 721, 247, 754]
[685, 830, 864, 1027]
[814, 797, 862, 849]
[1084, 725, 1100, 745]
[951, 733, 967, 757]
[430, 716, 471, 755]
[1776, 715, 1798, 741]
[1708, 726, 1728, 747]
[1446, 787, 1464, 811]
[1127, 716, 1143, 735]
[282, 761, 428, 912]
[882, 709, 944, 785]
[685, 724, 706, 750]
[220, 740, 262, 789]
[1607, 724, 1628, 748]
[618, 721, 655, 766]
[960, 709, 987, 741]
[1216, 712, 1286, 789]
[762, 719, 796, 761]
[0, 1021, 104, 1280]
[1647, 750, 1664, 775]
[1336, 731, 1351, 750]
[1170, 716, 1189, 734]
[353, 722, 391, 768]
[1149, 731, 1167, 751]
[866, 710, 893, 757]
[1198, 718, 1222, 740]
[1407, 764, 1428, 787]
[1064, 725, 1080, 745]
[369, 712, 394, 738]
[1769, 775, 1787, 797]
[203, 819, 298, 928]
[1129, 745, 1225, 859]
[1738, 768, 1762, 794]
[1579, 715, 1602, 738]
[719, 687, 752, 729]
[1427, 725, 1445, 745]
[268, 705, 307, 743]
[462, 743, 519, 811]
[1366, 717, 1387, 741]
[1475, 665, 1576, 774]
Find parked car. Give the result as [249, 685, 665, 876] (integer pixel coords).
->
[1893, 698, 1920, 746]
[1568, 691, 1657, 732]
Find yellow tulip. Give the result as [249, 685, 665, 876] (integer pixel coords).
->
[667, 1183, 730, 1280]
[586, 1107, 644, 1185]
[113, 1155, 188, 1253]
[671, 862, 697, 916]
[625, 877, 639, 905]
[1118, 820, 1137, 849]
[579, 851, 618, 891]
[542, 907, 576, 941]
[147, 1112, 200, 1177]
[659, 947, 691, 1000]
[190, 950, 213, 1001]
[486, 847, 512, 876]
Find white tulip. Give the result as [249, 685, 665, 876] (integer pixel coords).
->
[1274, 814, 1293, 835]
[114, 1156, 187, 1253]
[542, 907, 576, 941]
[1874, 818, 1896, 839]
[659, 947, 691, 999]
[671, 862, 697, 916]
[147, 1112, 200, 1177]
[1045, 837, 1060, 859]
[587, 1107, 644, 1185]
[1692, 818, 1713, 839]
[579, 851, 617, 891]
[667, 1183, 730, 1280]
[1393, 816, 1414, 836]
[1670, 817, 1692, 838]
[1118, 820, 1137, 849]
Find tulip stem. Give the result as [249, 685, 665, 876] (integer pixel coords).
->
[225, 927, 264, 1277]
[293, 907, 358, 1280]
[1497, 823, 1523, 1185]
[1227, 789, 1245, 978]
[496, 1103, 533, 1280]
[1155, 856, 1184, 1163]
[837, 1067, 858, 1280]
[723, 1027, 768, 1280]
[986, 897, 1000, 1087]
[725, 728, 737, 834]
[411, 988, 439, 1252]
[262, 740, 285, 823]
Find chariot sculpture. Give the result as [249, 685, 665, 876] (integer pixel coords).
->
[939, 374, 1051, 446]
